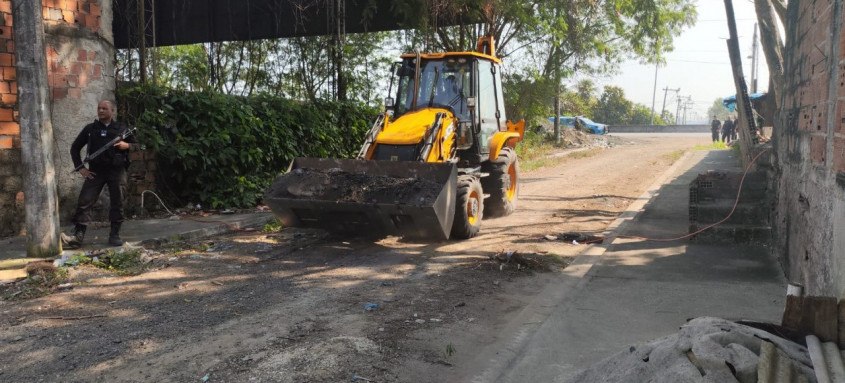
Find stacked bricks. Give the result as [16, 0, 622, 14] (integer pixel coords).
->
[0, 1, 19, 236]
[42, 0, 102, 33]
[43, 0, 104, 101]
[0, 1, 16, 150]
[47, 46, 104, 100]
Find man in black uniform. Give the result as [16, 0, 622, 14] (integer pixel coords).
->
[721, 116, 734, 144]
[62, 100, 137, 248]
[710, 116, 721, 143]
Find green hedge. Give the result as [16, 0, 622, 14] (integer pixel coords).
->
[117, 85, 378, 209]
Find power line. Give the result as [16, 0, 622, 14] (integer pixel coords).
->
[668, 59, 731, 65]
[696, 18, 756, 22]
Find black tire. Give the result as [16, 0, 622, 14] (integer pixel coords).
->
[451, 176, 484, 239]
[482, 147, 519, 217]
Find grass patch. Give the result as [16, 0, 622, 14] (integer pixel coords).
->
[569, 148, 601, 159]
[263, 219, 284, 233]
[65, 248, 147, 276]
[693, 141, 729, 151]
[516, 131, 558, 171]
[516, 131, 606, 171]
[661, 149, 686, 163]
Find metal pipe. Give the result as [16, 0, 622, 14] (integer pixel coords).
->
[822, 341, 845, 382]
[807, 335, 831, 383]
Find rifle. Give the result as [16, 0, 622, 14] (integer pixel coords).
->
[72, 127, 138, 172]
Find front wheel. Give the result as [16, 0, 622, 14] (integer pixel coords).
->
[482, 147, 519, 217]
[451, 176, 484, 239]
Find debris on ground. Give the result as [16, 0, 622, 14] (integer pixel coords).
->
[544, 232, 604, 244]
[535, 121, 625, 148]
[1, 260, 69, 300]
[567, 317, 814, 383]
[489, 250, 572, 271]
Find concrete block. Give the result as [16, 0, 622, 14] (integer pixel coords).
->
[2, 173, 20, 190]
[0, 146, 20, 163]
[690, 171, 770, 204]
[0, 163, 20, 176]
[690, 201, 770, 226]
[691, 224, 772, 244]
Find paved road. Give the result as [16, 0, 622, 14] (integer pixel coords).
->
[610, 132, 711, 138]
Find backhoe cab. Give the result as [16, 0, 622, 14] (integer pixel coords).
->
[265, 36, 524, 240]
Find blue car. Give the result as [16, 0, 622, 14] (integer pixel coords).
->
[548, 116, 608, 135]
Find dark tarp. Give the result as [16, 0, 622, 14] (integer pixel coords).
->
[112, 0, 469, 48]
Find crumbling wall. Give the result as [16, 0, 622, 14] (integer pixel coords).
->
[774, 1, 845, 297]
[0, 0, 114, 237]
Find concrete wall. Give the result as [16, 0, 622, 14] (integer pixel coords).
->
[0, 0, 113, 237]
[608, 124, 709, 133]
[773, 1, 845, 297]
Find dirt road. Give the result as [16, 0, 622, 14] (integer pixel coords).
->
[0, 134, 708, 382]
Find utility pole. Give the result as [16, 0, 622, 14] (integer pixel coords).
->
[650, 64, 658, 125]
[12, 0, 62, 257]
[750, 23, 759, 93]
[682, 97, 693, 124]
[675, 94, 683, 125]
[137, 0, 146, 83]
[661, 87, 679, 123]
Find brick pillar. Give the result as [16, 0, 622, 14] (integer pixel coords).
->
[0, 0, 20, 236]
[0, 0, 114, 237]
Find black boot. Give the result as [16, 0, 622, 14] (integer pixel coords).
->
[108, 222, 124, 246]
[61, 224, 86, 249]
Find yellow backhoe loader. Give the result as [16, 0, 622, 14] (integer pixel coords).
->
[265, 36, 524, 240]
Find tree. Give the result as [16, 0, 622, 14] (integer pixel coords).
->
[706, 98, 731, 120]
[594, 86, 633, 124]
[419, 0, 698, 128]
[503, 71, 557, 122]
[630, 104, 660, 125]
[754, 0, 785, 111]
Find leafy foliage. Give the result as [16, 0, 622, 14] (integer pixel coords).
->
[707, 98, 732, 120]
[119, 34, 396, 105]
[117, 84, 378, 209]
[594, 86, 633, 124]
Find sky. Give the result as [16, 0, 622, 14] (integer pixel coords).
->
[591, 0, 768, 124]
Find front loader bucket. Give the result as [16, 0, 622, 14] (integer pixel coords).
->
[264, 158, 457, 240]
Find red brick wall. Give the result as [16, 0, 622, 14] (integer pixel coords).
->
[0, 0, 102, 149]
[775, 1, 845, 297]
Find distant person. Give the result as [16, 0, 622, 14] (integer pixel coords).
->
[710, 116, 721, 142]
[721, 117, 734, 144]
[732, 116, 739, 141]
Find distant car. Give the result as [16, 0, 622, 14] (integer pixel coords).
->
[548, 116, 608, 135]
[549, 116, 577, 129]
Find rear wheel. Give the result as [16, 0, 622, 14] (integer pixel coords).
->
[451, 176, 484, 239]
[482, 147, 519, 217]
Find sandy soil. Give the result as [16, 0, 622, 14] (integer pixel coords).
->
[0, 135, 708, 383]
